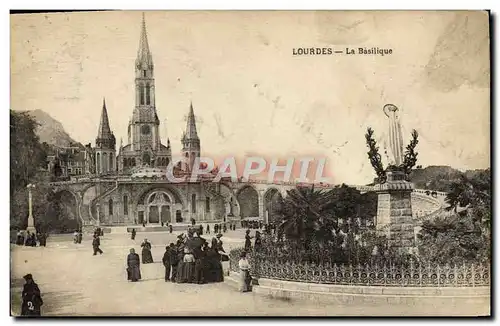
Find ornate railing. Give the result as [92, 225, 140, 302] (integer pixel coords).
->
[229, 248, 490, 287]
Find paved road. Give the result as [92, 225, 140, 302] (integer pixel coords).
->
[10, 230, 489, 316]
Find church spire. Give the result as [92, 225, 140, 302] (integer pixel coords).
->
[98, 98, 112, 139]
[185, 101, 199, 140]
[96, 97, 116, 149]
[136, 12, 153, 67]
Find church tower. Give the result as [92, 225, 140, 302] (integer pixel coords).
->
[95, 98, 116, 175]
[131, 13, 159, 164]
[181, 102, 201, 171]
[118, 12, 171, 171]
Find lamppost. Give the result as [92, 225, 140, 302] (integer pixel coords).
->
[96, 202, 100, 226]
[26, 184, 36, 234]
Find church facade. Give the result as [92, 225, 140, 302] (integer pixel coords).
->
[57, 14, 279, 227]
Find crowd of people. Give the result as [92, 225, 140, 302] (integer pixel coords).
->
[126, 230, 228, 284]
[15, 230, 47, 247]
[16, 221, 274, 316]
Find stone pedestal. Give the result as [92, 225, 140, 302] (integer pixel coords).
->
[26, 214, 36, 233]
[374, 170, 415, 251]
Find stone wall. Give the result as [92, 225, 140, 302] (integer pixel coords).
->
[226, 272, 490, 315]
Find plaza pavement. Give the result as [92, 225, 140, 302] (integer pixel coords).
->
[10, 229, 489, 316]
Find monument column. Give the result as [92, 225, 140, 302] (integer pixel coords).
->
[374, 104, 416, 253]
[26, 184, 36, 235]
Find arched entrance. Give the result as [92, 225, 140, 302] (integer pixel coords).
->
[146, 191, 172, 224]
[136, 187, 184, 225]
[263, 188, 283, 224]
[43, 189, 79, 232]
[236, 185, 259, 218]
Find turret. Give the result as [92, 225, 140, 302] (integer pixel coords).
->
[181, 101, 201, 171]
[95, 98, 116, 175]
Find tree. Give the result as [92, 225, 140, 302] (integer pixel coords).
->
[10, 110, 47, 195]
[417, 212, 488, 265]
[402, 129, 419, 180]
[277, 186, 336, 250]
[365, 128, 386, 183]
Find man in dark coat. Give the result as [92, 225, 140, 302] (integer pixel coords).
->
[21, 274, 43, 316]
[131, 228, 136, 240]
[92, 235, 103, 255]
[24, 231, 31, 246]
[127, 248, 141, 282]
[193, 239, 206, 284]
[244, 229, 253, 252]
[170, 237, 182, 281]
[16, 231, 24, 245]
[162, 244, 174, 282]
[38, 233, 47, 247]
[30, 233, 37, 247]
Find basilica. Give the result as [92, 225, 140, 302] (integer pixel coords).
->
[49, 14, 286, 227]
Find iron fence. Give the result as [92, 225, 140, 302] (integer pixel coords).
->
[229, 248, 490, 287]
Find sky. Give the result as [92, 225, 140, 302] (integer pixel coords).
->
[10, 11, 490, 184]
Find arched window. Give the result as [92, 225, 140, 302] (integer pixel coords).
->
[123, 158, 128, 168]
[191, 194, 196, 213]
[108, 198, 113, 216]
[123, 195, 129, 215]
[109, 153, 113, 172]
[132, 158, 136, 166]
[146, 85, 151, 105]
[96, 153, 101, 173]
[205, 197, 210, 212]
[103, 153, 108, 173]
[139, 86, 145, 105]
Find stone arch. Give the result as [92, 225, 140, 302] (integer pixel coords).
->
[136, 186, 185, 225]
[136, 186, 184, 206]
[236, 185, 259, 218]
[141, 189, 177, 224]
[263, 187, 283, 224]
[219, 183, 240, 217]
[51, 189, 80, 227]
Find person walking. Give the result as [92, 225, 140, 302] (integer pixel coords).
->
[131, 228, 136, 240]
[21, 274, 43, 316]
[92, 235, 103, 255]
[141, 239, 153, 264]
[127, 248, 141, 282]
[77, 230, 83, 244]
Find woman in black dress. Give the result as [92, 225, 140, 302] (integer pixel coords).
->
[21, 274, 43, 316]
[141, 239, 154, 264]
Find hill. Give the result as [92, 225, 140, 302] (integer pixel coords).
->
[24, 109, 81, 148]
[410, 165, 490, 192]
